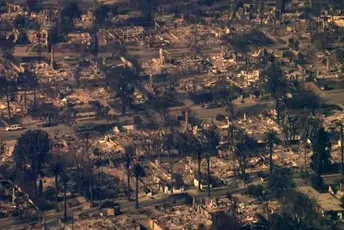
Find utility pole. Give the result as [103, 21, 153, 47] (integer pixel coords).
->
[207, 155, 211, 198]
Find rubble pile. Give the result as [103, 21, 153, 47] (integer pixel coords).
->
[29, 10, 58, 25]
[68, 33, 92, 46]
[72, 217, 114, 229]
[273, 146, 307, 169]
[175, 74, 216, 93]
[112, 214, 145, 229]
[0, 201, 16, 217]
[0, 11, 27, 22]
[151, 204, 212, 229]
[32, 62, 70, 82]
[96, 135, 125, 155]
[211, 54, 236, 73]
[235, 116, 281, 137]
[207, 157, 234, 180]
[64, 89, 95, 105]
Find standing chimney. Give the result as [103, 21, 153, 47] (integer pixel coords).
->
[327, 56, 331, 72]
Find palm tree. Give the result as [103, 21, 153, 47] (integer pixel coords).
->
[265, 130, 280, 176]
[61, 173, 69, 220]
[133, 163, 145, 209]
[49, 162, 64, 211]
[124, 146, 134, 201]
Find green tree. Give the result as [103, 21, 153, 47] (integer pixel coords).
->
[247, 184, 263, 197]
[211, 211, 241, 230]
[138, 0, 157, 23]
[265, 130, 280, 176]
[276, 190, 320, 230]
[133, 163, 145, 209]
[311, 127, 331, 177]
[26, 0, 41, 13]
[267, 168, 294, 198]
[288, 37, 300, 51]
[105, 67, 136, 115]
[262, 63, 287, 123]
[14, 130, 51, 195]
[213, 79, 237, 118]
[93, 4, 110, 27]
[61, 0, 82, 24]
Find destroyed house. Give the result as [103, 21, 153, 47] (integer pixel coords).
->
[297, 186, 344, 220]
[193, 174, 213, 191]
[73, 106, 97, 119]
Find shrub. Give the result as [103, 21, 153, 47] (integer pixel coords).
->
[254, 184, 263, 197]
[215, 114, 226, 121]
[311, 175, 324, 191]
[247, 184, 256, 196]
[226, 192, 232, 200]
[288, 38, 300, 51]
[246, 184, 263, 197]
[44, 186, 56, 201]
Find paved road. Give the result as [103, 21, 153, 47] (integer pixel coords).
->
[0, 179, 255, 229]
[0, 98, 274, 142]
[305, 82, 344, 110]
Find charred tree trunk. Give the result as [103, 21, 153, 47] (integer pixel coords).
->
[121, 104, 126, 116]
[170, 152, 174, 194]
[24, 90, 27, 108]
[269, 142, 273, 176]
[127, 165, 131, 201]
[135, 175, 139, 209]
[341, 124, 344, 175]
[6, 90, 11, 119]
[55, 173, 59, 211]
[207, 156, 211, 198]
[198, 151, 201, 192]
[63, 180, 67, 220]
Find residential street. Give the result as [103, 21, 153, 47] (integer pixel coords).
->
[0, 98, 274, 142]
[0, 179, 256, 229]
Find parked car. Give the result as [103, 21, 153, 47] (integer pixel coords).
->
[203, 103, 221, 109]
[40, 122, 59, 128]
[5, 124, 23, 131]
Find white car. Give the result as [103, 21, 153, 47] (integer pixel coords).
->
[6, 124, 23, 131]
